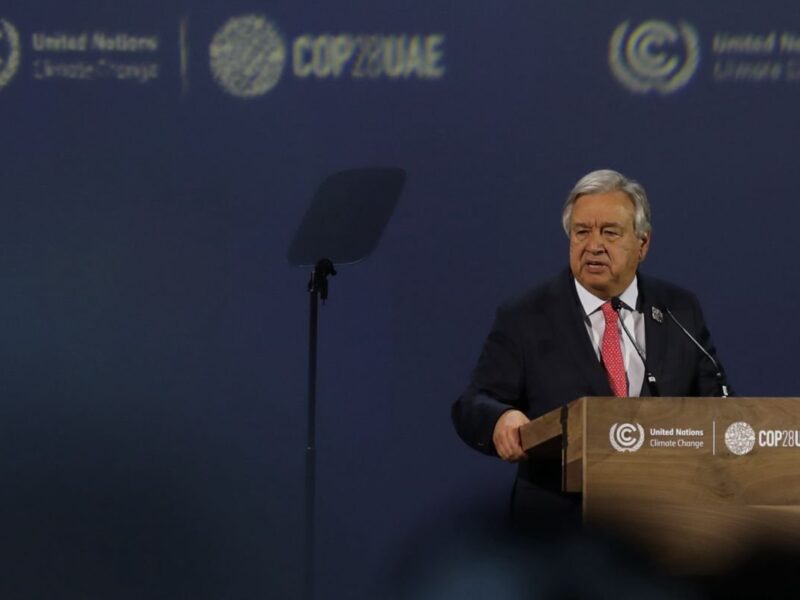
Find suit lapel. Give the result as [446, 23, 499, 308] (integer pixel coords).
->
[550, 270, 613, 396]
[638, 275, 667, 394]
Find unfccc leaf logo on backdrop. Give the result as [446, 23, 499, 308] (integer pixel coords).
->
[609, 422, 645, 453]
[724, 421, 756, 456]
[209, 15, 287, 98]
[0, 18, 21, 90]
[609, 20, 700, 94]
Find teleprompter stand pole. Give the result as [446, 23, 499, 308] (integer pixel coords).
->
[303, 258, 336, 600]
[288, 167, 405, 600]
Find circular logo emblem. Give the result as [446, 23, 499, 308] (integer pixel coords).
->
[209, 15, 286, 98]
[0, 19, 21, 90]
[609, 422, 645, 453]
[724, 422, 756, 456]
[609, 20, 700, 94]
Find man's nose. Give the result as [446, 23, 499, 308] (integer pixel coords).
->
[586, 230, 605, 252]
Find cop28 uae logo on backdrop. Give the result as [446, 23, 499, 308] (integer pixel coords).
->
[609, 20, 700, 94]
[609, 422, 645, 453]
[0, 18, 21, 90]
[209, 15, 287, 98]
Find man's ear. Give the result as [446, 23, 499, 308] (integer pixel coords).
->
[638, 232, 651, 261]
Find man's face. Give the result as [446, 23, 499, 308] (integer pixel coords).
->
[568, 191, 650, 300]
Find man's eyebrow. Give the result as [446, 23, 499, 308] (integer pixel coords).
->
[571, 221, 623, 228]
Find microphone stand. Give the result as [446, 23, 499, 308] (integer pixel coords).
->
[664, 307, 730, 398]
[612, 298, 660, 396]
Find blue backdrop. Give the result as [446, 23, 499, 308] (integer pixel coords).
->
[1, 1, 798, 597]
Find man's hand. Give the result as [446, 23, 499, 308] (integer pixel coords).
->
[492, 409, 530, 462]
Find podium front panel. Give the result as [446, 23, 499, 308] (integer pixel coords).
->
[578, 397, 800, 572]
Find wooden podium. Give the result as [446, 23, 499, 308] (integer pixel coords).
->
[519, 397, 800, 573]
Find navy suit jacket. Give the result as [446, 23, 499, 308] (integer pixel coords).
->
[452, 269, 728, 471]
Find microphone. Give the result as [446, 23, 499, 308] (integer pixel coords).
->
[611, 297, 660, 397]
[659, 305, 730, 398]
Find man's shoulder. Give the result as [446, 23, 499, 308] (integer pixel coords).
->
[498, 270, 573, 315]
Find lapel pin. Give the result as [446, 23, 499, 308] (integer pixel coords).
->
[651, 306, 664, 323]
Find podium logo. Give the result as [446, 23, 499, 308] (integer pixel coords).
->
[210, 15, 287, 97]
[0, 19, 21, 90]
[609, 20, 700, 94]
[609, 422, 645, 453]
[724, 421, 756, 456]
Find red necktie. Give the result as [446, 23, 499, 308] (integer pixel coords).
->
[600, 302, 628, 397]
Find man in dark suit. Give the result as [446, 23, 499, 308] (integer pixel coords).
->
[452, 169, 729, 524]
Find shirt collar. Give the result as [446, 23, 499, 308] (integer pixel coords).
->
[574, 276, 639, 316]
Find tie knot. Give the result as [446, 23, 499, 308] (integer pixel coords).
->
[601, 301, 618, 323]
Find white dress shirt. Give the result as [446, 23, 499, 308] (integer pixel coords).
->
[574, 277, 646, 397]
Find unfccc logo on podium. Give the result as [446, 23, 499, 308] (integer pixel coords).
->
[609, 19, 700, 94]
[609, 422, 645, 452]
[0, 18, 21, 90]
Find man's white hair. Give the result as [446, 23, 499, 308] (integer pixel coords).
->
[562, 169, 652, 239]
